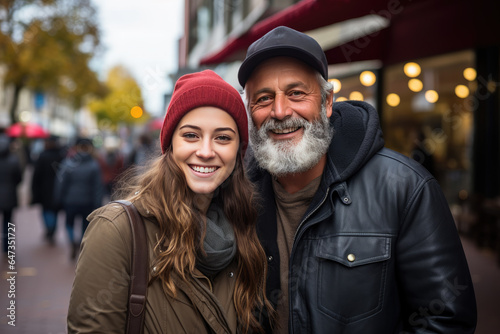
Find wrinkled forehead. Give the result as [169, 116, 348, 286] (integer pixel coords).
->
[245, 57, 320, 96]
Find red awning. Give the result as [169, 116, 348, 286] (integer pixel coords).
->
[200, 0, 500, 67]
[199, 0, 392, 65]
[325, 0, 500, 66]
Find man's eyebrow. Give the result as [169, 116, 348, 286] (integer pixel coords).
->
[284, 81, 308, 90]
[251, 82, 308, 98]
[251, 87, 274, 99]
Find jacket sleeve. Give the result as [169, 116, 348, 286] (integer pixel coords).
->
[67, 207, 131, 333]
[396, 178, 477, 333]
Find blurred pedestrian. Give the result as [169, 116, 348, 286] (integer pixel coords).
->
[97, 136, 124, 200]
[127, 132, 158, 167]
[54, 137, 103, 259]
[31, 135, 65, 245]
[0, 131, 23, 255]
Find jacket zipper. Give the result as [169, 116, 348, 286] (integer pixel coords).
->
[288, 187, 331, 333]
[291, 187, 331, 245]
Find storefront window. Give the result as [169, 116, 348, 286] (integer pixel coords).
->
[330, 65, 378, 107]
[382, 50, 476, 204]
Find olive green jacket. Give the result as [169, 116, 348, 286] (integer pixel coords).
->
[67, 200, 238, 334]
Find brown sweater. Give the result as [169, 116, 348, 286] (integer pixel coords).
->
[272, 176, 321, 334]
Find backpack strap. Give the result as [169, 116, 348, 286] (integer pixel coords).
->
[113, 200, 148, 334]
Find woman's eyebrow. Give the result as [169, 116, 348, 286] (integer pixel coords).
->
[179, 124, 236, 134]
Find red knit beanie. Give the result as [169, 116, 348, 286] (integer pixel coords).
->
[160, 70, 248, 155]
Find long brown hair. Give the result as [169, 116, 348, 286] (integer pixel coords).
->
[115, 148, 272, 333]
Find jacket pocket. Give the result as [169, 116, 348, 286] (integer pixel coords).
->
[315, 235, 391, 323]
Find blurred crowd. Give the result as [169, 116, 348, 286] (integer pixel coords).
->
[0, 127, 160, 260]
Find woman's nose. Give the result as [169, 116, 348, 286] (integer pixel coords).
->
[196, 139, 216, 159]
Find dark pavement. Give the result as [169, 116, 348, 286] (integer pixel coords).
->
[1, 167, 500, 333]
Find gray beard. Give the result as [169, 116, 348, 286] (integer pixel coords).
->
[249, 105, 334, 177]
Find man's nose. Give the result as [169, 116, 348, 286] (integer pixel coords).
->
[271, 93, 292, 120]
[196, 138, 216, 159]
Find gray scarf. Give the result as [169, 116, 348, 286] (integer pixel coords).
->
[196, 203, 236, 277]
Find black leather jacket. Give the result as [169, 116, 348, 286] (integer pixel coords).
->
[249, 101, 477, 333]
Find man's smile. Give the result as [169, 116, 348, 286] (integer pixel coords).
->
[270, 126, 301, 134]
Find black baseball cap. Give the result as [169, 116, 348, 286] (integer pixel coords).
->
[238, 26, 328, 87]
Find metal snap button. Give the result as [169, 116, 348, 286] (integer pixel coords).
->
[347, 254, 356, 262]
[268, 255, 273, 262]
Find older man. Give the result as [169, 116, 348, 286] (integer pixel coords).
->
[239, 26, 477, 333]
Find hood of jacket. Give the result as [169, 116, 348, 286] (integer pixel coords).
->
[324, 100, 385, 185]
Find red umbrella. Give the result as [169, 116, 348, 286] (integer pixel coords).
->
[6, 122, 49, 138]
[149, 118, 164, 131]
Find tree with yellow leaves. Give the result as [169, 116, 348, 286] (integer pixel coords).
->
[87, 65, 146, 128]
[0, 0, 105, 124]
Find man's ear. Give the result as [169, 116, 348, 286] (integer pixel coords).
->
[326, 90, 334, 118]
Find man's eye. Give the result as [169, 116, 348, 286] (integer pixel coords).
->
[290, 90, 305, 97]
[256, 96, 272, 103]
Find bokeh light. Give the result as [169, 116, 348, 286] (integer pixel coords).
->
[360, 71, 376, 87]
[386, 93, 400, 107]
[425, 90, 439, 103]
[130, 106, 143, 118]
[404, 62, 421, 77]
[463, 67, 477, 81]
[408, 78, 423, 92]
[455, 85, 469, 98]
[329, 78, 342, 93]
[349, 91, 364, 101]
[19, 111, 32, 123]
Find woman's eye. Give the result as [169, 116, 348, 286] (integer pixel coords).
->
[216, 135, 232, 141]
[182, 133, 198, 139]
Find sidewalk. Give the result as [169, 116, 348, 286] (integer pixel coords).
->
[1, 205, 76, 333]
[462, 236, 500, 333]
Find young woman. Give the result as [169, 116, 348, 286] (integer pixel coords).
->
[67, 70, 272, 333]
